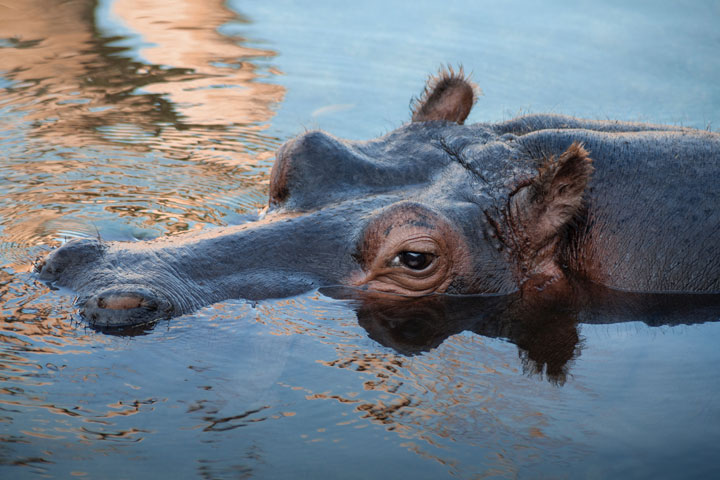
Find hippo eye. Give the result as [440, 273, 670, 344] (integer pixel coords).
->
[392, 251, 435, 270]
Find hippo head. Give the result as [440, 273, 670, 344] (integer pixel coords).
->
[38, 67, 592, 328]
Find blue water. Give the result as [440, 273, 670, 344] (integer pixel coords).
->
[1, 0, 719, 478]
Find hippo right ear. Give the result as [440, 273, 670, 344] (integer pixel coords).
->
[411, 66, 478, 124]
[505, 142, 593, 292]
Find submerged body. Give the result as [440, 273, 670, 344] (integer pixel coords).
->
[38, 68, 720, 327]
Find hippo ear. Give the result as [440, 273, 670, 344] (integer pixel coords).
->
[411, 66, 479, 124]
[510, 142, 593, 247]
[506, 142, 593, 288]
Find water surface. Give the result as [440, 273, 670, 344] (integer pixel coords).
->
[1, 0, 719, 478]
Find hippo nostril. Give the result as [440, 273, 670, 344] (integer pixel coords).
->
[96, 294, 147, 311]
[81, 287, 170, 329]
[38, 260, 58, 279]
[38, 237, 106, 281]
[33, 257, 47, 274]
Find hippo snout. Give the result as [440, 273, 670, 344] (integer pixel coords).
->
[38, 238, 106, 281]
[81, 287, 173, 329]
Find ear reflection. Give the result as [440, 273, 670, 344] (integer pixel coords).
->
[502, 303, 581, 385]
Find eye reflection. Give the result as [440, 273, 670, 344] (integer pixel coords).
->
[393, 251, 434, 270]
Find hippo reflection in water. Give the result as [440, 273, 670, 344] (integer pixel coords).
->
[348, 284, 720, 384]
[38, 67, 720, 331]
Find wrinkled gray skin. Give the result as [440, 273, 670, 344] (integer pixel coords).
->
[38, 71, 720, 328]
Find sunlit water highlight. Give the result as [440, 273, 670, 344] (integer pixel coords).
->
[1, 0, 719, 478]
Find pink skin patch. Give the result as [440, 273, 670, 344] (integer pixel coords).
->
[96, 294, 144, 310]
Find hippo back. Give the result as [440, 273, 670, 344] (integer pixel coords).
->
[517, 126, 720, 293]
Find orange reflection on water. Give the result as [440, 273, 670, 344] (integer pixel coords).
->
[0, 0, 284, 149]
[0, 0, 286, 270]
[112, 0, 284, 126]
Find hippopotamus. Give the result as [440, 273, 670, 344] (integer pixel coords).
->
[37, 67, 720, 329]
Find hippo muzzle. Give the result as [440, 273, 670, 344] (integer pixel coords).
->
[81, 286, 173, 328]
[38, 239, 176, 328]
[37, 200, 387, 328]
